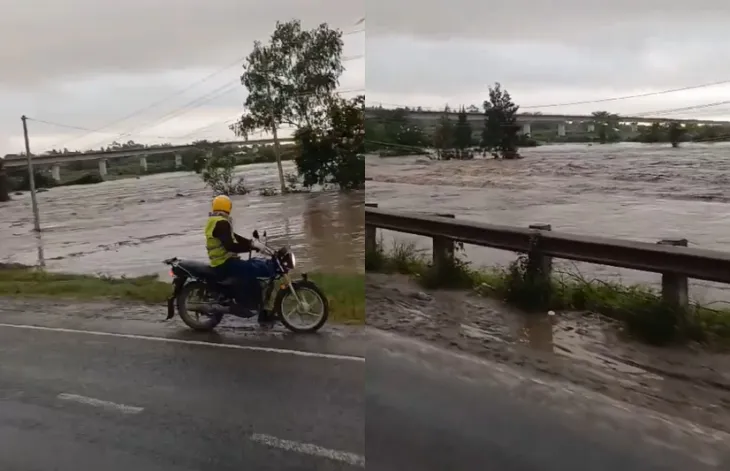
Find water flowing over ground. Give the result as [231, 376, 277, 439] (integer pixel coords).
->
[0, 161, 364, 278]
[367, 273, 730, 437]
[366, 142, 730, 303]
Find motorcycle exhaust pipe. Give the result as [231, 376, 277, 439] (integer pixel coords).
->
[187, 302, 229, 315]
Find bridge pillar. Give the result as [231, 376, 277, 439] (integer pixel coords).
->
[140, 156, 148, 173]
[522, 123, 531, 135]
[587, 123, 595, 133]
[51, 164, 61, 182]
[174, 153, 183, 169]
[631, 123, 639, 132]
[557, 123, 566, 137]
[98, 159, 108, 177]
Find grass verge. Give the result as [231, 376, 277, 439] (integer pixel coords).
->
[0, 264, 364, 325]
[366, 240, 730, 347]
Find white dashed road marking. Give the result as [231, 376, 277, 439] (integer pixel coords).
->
[0, 322, 364, 362]
[250, 433, 365, 467]
[57, 393, 144, 415]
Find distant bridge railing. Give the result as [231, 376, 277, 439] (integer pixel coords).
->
[365, 205, 730, 308]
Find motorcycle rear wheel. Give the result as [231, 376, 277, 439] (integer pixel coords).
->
[176, 281, 224, 332]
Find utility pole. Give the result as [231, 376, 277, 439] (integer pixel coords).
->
[21, 115, 41, 232]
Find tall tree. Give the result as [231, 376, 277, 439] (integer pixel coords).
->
[668, 121, 684, 148]
[591, 111, 620, 144]
[454, 107, 473, 156]
[295, 94, 364, 190]
[481, 83, 520, 159]
[433, 110, 454, 160]
[231, 20, 344, 192]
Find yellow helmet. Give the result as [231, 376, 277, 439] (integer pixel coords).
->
[211, 195, 232, 213]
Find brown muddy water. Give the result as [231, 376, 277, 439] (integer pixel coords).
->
[0, 161, 364, 279]
[366, 142, 730, 303]
[367, 273, 730, 436]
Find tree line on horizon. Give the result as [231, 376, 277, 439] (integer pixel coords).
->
[366, 98, 730, 159]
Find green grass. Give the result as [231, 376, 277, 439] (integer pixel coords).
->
[0, 265, 364, 325]
[366, 240, 730, 347]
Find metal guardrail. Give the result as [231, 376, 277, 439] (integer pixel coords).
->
[365, 206, 730, 307]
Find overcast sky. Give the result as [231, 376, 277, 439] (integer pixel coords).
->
[367, 0, 730, 120]
[0, 0, 364, 156]
[3, 1, 730, 156]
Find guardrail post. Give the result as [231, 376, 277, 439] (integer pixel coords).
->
[433, 214, 455, 274]
[0, 159, 9, 202]
[528, 224, 553, 281]
[657, 238, 689, 309]
[364, 203, 378, 254]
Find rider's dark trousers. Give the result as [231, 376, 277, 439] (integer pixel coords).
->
[215, 257, 273, 309]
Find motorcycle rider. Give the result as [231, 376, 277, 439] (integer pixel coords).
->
[205, 194, 275, 325]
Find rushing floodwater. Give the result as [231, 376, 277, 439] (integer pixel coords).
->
[0, 161, 364, 279]
[366, 142, 730, 303]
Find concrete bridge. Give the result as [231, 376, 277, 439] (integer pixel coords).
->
[1, 138, 294, 182]
[365, 109, 730, 137]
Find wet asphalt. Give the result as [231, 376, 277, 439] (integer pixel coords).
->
[0, 312, 726, 470]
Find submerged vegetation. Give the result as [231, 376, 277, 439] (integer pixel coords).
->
[366, 239, 730, 347]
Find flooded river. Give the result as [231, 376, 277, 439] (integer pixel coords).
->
[0, 161, 364, 279]
[366, 142, 730, 302]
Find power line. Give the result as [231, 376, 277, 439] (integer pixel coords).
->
[174, 87, 365, 141]
[85, 55, 364, 151]
[520, 79, 730, 109]
[25, 117, 177, 142]
[369, 78, 730, 114]
[45, 56, 251, 153]
[33, 87, 364, 152]
[630, 100, 730, 118]
[47, 27, 364, 152]
[77, 82, 241, 152]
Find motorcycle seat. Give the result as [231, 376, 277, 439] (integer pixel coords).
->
[178, 260, 222, 280]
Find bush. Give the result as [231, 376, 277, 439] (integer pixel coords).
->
[201, 155, 247, 195]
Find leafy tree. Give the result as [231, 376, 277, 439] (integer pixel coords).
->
[591, 111, 620, 144]
[294, 94, 364, 191]
[636, 122, 664, 143]
[454, 106, 473, 156]
[668, 121, 684, 147]
[432, 111, 454, 160]
[364, 107, 427, 155]
[481, 83, 521, 159]
[202, 149, 248, 196]
[231, 20, 344, 192]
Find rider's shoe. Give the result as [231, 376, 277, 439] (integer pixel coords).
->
[257, 309, 276, 327]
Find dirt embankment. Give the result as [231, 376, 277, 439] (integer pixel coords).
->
[366, 273, 730, 433]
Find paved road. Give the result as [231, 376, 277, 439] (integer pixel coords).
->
[367, 331, 729, 471]
[0, 306, 727, 470]
[0, 324, 364, 470]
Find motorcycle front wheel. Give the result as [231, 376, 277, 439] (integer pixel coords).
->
[273, 280, 329, 333]
[176, 281, 224, 332]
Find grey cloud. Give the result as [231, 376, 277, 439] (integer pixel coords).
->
[0, 0, 363, 87]
[0, 54, 364, 155]
[365, 0, 730, 113]
[367, 0, 730, 42]
[367, 36, 730, 94]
